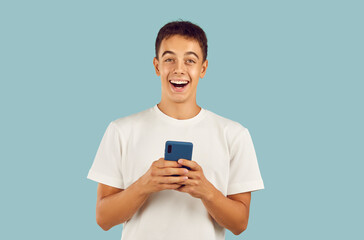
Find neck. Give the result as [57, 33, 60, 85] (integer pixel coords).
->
[157, 100, 201, 120]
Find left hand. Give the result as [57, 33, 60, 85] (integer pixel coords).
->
[175, 159, 216, 200]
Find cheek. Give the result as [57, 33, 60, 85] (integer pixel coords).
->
[160, 65, 172, 77]
[188, 67, 201, 78]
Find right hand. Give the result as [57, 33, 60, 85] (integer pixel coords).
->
[138, 158, 189, 195]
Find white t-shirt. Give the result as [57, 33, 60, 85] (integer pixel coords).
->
[87, 104, 264, 240]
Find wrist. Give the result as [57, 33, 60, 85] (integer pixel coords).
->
[134, 176, 152, 197]
[203, 183, 220, 202]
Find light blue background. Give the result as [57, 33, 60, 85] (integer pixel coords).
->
[1, 0, 363, 239]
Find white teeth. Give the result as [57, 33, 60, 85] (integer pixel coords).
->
[170, 80, 189, 84]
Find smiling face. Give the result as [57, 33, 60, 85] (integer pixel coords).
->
[153, 35, 208, 104]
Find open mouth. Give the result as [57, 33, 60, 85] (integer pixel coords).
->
[169, 80, 190, 92]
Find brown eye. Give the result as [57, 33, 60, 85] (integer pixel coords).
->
[186, 59, 195, 64]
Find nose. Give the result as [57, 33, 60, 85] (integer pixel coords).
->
[173, 60, 186, 75]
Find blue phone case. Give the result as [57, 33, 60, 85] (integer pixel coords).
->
[164, 141, 193, 171]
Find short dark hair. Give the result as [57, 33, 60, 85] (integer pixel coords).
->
[155, 20, 208, 62]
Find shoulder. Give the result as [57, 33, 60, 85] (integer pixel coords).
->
[108, 106, 154, 133]
[205, 109, 248, 133]
[204, 109, 250, 147]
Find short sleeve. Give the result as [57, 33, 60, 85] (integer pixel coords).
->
[87, 121, 125, 189]
[227, 127, 264, 195]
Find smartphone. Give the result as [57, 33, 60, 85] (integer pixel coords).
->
[164, 141, 193, 172]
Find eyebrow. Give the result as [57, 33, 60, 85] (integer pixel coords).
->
[161, 50, 200, 59]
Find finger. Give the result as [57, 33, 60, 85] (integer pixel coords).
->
[162, 183, 183, 190]
[160, 167, 189, 176]
[157, 176, 188, 184]
[175, 184, 189, 192]
[155, 158, 182, 168]
[178, 159, 200, 171]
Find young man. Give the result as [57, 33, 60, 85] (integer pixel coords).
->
[87, 20, 264, 239]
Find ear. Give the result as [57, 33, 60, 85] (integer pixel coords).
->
[153, 57, 160, 76]
[200, 59, 208, 78]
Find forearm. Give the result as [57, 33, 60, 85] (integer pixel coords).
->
[201, 189, 249, 235]
[97, 179, 149, 231]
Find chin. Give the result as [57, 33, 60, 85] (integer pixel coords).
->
[171, 98, 187, 103]
[168, 95, 189, 103]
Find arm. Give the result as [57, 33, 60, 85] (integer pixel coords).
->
[175, 159, 251, 235]
[202, 191, 251, 235]
[96, 181, 148, 231]
[95, 158, 189, 231]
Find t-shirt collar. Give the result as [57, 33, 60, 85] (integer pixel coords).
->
[153, 104, 207, 125]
